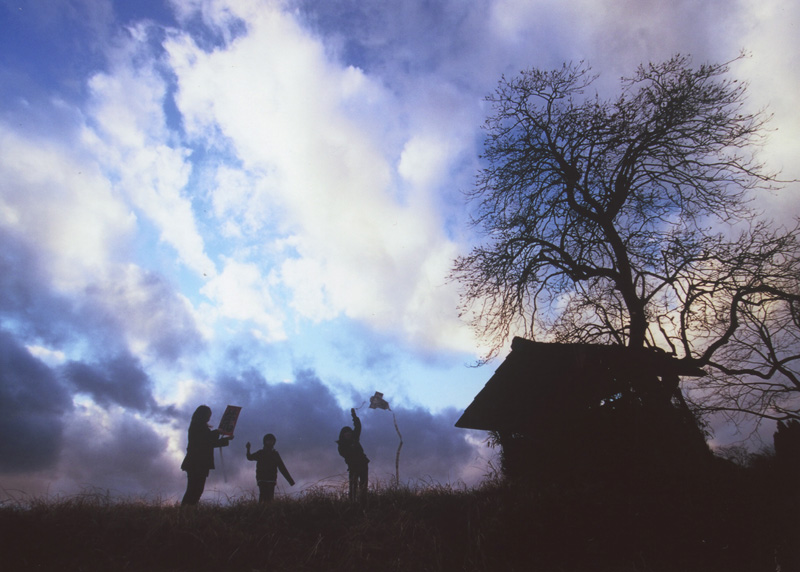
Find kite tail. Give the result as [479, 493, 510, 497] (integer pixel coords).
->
[393, 412, 403, 487]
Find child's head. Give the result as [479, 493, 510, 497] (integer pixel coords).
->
[191, 405, 212, 425]
[338, 426, 353, 442]
[263, 433, 276, 448]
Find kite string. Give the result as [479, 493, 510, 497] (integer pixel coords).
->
[393, 412, 403, 487]
[353, 401, 367, 411]
[219, 447, 227, 483]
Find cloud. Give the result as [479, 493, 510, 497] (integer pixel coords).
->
[0, 229, 79, 347]
[361, 404, 478, 484]
[200, 258, 286, 342]
[0, 124, 136, 290]
[732, 0, 800, 222]
[0, 330, 72, 474]
[56, 404, 178, 497]
[61, 353, 159, 413]
[81, 265, 206, 361]
[0, 224, 203, 366]
[163, 2, 478, 353]
[83, 23, 217, 279]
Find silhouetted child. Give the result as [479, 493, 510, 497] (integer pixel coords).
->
[337, 408, 369, 502]
[181, 405, 232, 506]
[246, 433, 295, 503]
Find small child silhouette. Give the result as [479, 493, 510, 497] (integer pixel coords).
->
[246, 433, 295, 503]
[337, 408, 369, 502]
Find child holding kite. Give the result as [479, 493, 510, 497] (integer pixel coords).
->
[337, 408, 370, 502]
[180, 405, 232, 506]
[246, 433, 295, 503]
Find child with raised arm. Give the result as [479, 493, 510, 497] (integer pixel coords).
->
[246, 433, 295, 503]
[337, 408, 370, 502]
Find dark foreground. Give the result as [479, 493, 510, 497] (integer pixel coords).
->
[1, 473, 796, 572]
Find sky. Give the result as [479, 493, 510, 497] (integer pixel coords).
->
[1, 0, 798, 503]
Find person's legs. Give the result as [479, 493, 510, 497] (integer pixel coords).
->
[182, 472, 206, 506]
[348, 471, 357, 501]
[357, 465, 368, 503]
[257, 481, 277, 503]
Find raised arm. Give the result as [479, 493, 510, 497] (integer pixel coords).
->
[351, 408, 361, 440]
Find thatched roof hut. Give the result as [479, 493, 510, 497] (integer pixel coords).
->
[456, 337, 708, 482]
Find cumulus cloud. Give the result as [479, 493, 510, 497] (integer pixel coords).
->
[55, 404, 178, 497]
[0, 125, 136, 290]
[62, 353, 159, 413]
[83, 25, 217, 279]
[0, 229, 81, 348]
[0, 330, 72, 474]
[80, 265, 205, 361]
[200, 258, 286, 342]
[164, 2, 477, 353]
[0, 224, 203, 367]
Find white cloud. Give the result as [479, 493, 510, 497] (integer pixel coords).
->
[732, 0, 800, 223]
[84, 264, 205, 361]
[164, 1, 476, 352]
[84, 24, 217, 279]
[210, 165, 283, 237]
[26, 345, 67, 366]
[200, 258, 287, 342]
[0, 125, 136, 291]
[398, 134, 459, 190]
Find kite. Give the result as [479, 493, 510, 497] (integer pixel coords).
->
[369, 391, 391, 410]
[218, 405, 242, 437]
[367, 391, 403, 486]
[216, 405, 242, 482]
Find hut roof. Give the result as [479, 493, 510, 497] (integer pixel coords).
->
[455, 337, 706, 432]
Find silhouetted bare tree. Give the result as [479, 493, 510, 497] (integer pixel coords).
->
[453, 54, 799, 423]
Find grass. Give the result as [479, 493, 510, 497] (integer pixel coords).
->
[1, 472, 796, 572]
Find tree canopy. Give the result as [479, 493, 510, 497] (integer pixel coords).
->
[453, 54, 800, 423]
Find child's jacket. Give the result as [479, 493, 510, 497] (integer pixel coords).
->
[247, 448, 293, 484]
[338, 415, 370, 470]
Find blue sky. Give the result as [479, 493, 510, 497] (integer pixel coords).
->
[1, 0, 798, 502]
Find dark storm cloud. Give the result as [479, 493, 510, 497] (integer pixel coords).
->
[211, 368, 348, 477]
[61, 353, 159, 412]
[59, 407, 177, 496]
[0, 229, 81, 347]
[206, 367, 481, 487]
[0, 329, 72, 473]
[359, 405, 475, 483]
[296, 0, 489, 74]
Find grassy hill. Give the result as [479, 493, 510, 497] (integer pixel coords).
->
[1, 471, 795, 572]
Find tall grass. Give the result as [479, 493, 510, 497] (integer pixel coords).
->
[0, 474, 794, 572]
